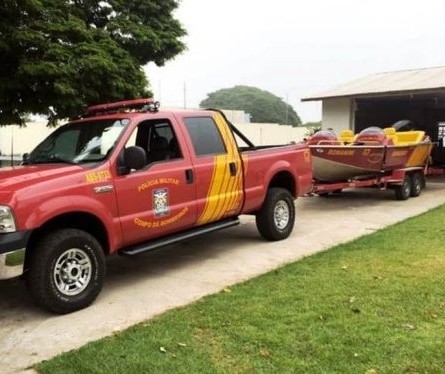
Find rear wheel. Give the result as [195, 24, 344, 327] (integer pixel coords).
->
[26, 229, 105, 314]
[394, 175, 411, 200]
[256, 188, 295, 241]
[410, 172, 424, 197]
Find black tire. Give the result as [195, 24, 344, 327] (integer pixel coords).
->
[256, 187, 295, 241]
[394, 175, 411, 200]
[26, 228, 105, 314]
[410, 172, 424, 197]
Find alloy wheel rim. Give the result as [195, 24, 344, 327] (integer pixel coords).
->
[274, 200, 290, 230]
[53, 248, 92, 296]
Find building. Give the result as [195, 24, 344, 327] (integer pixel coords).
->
[302, 66, 445, 164]
[0, 121, 57, 166]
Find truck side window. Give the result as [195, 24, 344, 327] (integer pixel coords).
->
[183, 117, 226, 156]
[125, 119, 182, 168]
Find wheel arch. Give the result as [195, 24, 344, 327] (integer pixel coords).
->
[24, 212, 110, 270]
[267, 170, 297, 198]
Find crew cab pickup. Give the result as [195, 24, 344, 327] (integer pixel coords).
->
[0, 99, 312, 313]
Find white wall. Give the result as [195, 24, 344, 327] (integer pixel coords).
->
[235, 123, 307, 146]
[0, 116, 307, 158]
[0, 122, 56, 156]
[322, 98, 354, 134]
[221, 110, 249, 124]
[162, 108, 307, 145]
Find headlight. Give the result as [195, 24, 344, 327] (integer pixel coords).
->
[0, 206, 16, 233]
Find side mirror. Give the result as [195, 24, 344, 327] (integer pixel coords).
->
[124, 146, 147, 171]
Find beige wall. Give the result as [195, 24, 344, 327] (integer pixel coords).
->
[0, 115, 307, 157]
[0, 122, 57, 156]
[235, 123, 306, 146]
[223, 109, 306, 145]
[221, 110, 249, 124]
[322, 98, 354, 134]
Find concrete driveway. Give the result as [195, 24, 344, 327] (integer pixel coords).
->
[1, 177, 445, 373]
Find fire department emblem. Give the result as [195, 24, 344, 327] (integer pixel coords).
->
[153, 188, 169, 217]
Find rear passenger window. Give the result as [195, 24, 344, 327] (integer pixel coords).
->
[183, 117, 226, 156]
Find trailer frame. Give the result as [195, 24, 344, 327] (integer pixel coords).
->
[311, 166, 427, 200]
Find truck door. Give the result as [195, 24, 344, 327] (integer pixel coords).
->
[114, 118, 197, 246]
[180, 113, 244, 226]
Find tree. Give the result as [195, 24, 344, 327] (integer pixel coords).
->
[0, 0, 185, 125]
[200, 86, 302, 126]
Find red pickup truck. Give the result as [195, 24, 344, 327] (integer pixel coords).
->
[0, 99, 312, 313]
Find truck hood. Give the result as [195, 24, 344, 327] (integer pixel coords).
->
[0, 164, 85, 193]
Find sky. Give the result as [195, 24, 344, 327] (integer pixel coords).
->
[144, 0, 445, 123]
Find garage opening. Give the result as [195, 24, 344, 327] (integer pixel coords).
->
[355, 93, 445, 165]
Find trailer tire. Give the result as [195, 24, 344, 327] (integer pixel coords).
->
[256, 188, 295, 241]
[26, 229, 105, 314]
[410, 172, 424, 197]
[394, 175, 411, 200]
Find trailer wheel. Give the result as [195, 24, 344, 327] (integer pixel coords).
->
[26, 229, 105, 314]
[256, 188, 295, 241]
[394, 175, 411, 200]
[410, 172, 424, 197]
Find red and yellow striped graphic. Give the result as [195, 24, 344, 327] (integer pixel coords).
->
[405, 143, 433, 167]
[198, 113, 246, 224]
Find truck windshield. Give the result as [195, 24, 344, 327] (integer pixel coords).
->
[28, 119, 129, 164]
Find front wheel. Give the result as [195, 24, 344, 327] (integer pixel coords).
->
[26, 229, 106, 314]
[256, 188, 295, 241]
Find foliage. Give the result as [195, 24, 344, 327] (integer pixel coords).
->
[301, 121, 322, 137]
[0, 0, 186, 126]
[200, 85, 302, 126]
[37, 204, 445, 373]
[302, 121, 322, 128]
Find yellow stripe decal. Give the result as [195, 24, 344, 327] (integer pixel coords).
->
[198, 113, 244, 224]
[405, 144, 432, 167]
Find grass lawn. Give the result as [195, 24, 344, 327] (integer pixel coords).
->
[37, 205, 445, 373]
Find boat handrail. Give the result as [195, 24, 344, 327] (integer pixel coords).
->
[353, 140, 384, 146]
[312, 140, 342, 145]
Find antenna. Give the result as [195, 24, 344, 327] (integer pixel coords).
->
[10, 126, 13, 167]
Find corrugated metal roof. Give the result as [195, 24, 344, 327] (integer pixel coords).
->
[302, 66, 445, 102]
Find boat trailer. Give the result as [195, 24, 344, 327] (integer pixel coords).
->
[311, 166, 427, 200]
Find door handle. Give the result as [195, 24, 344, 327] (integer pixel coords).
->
[185, 169, 194, 184]
[229, 162, 237, 176]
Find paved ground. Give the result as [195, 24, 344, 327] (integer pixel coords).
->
[1, 177, 445, 373]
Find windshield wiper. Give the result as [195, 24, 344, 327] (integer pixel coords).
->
[29, 155, 77, 165]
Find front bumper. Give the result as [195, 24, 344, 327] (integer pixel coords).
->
[0, 231, 31, 280]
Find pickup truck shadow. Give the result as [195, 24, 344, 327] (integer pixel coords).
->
[0, 222, 260, 316]
[1, 177, 444, 315]
[105, 222, 260, 286]
[0, 278, 36, 312]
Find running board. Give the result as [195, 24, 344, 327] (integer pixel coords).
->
[119, 218, 240, 256]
